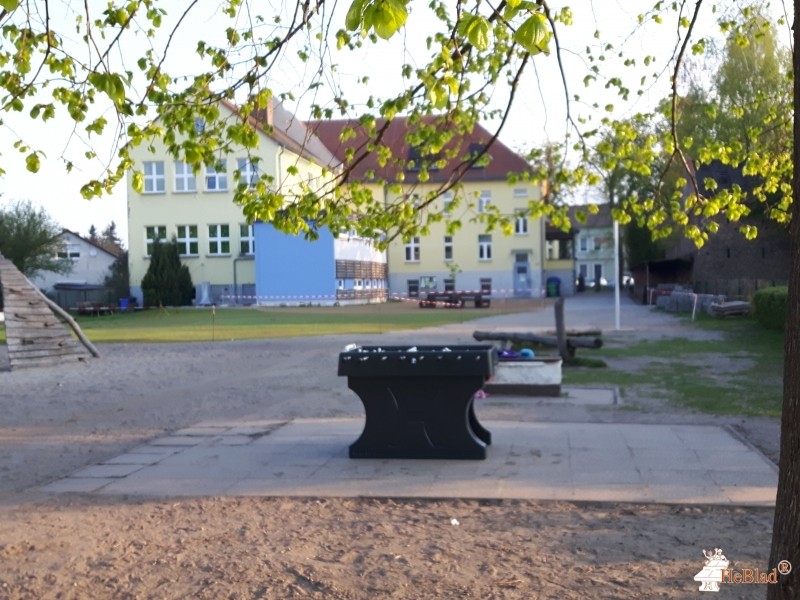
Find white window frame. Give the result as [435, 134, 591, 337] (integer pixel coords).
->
[405, 237, 420, 262]
[513, 187, 528, 198]
[145, 225, 167, 256]
[239, 224, 255, 256]
[477, 190, 491, 213]
[237, 158, 259, 188]
[593, 237, 602, 251]
[579, 237, 588, 252]
[57, 242, 80, 260]
[546, 240, 556, 260]
[442, 192, 454, 214]
[444, 235, 453, 261]
[143, 161, 165, 194]
[208, 224, 231, 256]
[354, 278, 363, 290]
[515, 211, 528, 235]
[176, 225, 199, 256]
[337, 279, 345, 290]
[174, 161, 197, 192]
[206, 163, 228, 191]
[478, 234, 492, 261]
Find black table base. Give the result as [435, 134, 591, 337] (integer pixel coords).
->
[347, 375, 492, 460]
[339, 345, 497, 460]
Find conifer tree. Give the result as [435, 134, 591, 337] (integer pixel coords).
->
[140, 239, 194, 307]
[104, 251, 130, 302]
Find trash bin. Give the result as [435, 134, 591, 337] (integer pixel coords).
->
[546, 276, 561, 297]
[119, 298, 129, 312]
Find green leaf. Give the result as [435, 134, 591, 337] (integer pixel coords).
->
[456, 14, 475, 39]
[468, 16, 491, 51]
[428, 82, 448, 109]
[514, 13, 550, 55]
[345, 0, 366, 31]
[132, 171, 144, 193]
[456, 15, 491, 51]
[372, 0, 407, 40]
[0, 0, 19, 10]
[25, 152, 40, 173]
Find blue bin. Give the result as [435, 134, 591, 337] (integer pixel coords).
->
[119, 298, 129, 312]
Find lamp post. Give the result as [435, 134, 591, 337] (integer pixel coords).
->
[614, 219, 621, 330]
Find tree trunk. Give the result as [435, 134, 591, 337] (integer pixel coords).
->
[554, 297, 569, 360]
[766, 5, 800, 596]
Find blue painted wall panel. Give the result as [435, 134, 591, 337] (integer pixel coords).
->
[254, 223, 336, 301]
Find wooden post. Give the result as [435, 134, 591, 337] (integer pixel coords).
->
[554, 296, 568, 360]
[38, 293, 101, 358]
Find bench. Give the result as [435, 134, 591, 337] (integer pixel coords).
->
[75, 302, 114, 316]
[418, 292, 491, 309]
[338, 344, 497, 459]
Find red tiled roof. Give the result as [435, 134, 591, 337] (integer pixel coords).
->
[220, 99, 339, 168]
[307, 117, 531, 184]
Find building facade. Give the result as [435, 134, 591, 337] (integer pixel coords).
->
[253, 224, 387, 305]
[128, 105, 546, 305]
[309, 118, 545, 299]
[572, 204, 616, 289]
[29, 229, 119, 306]
[382, 182, 543, 299]
[126, 101, 352, 306]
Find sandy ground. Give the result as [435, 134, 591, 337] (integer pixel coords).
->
[0, 302, 782, 599]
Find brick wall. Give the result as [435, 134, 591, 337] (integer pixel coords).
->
[692, 215, 790, 286]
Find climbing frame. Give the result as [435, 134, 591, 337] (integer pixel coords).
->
[0, 253, 95, 369]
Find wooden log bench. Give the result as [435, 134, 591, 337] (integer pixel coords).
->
[473, 330, 602, 358]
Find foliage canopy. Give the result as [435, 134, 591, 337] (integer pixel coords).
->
[0, 199, 71, 278]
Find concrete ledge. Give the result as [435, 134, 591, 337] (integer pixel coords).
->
[486, 358, 562, 396]
[484, 383, 561, 397]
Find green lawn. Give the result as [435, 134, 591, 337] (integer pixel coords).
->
[3, 300, 542, 343]
[563, 314, 785, 417]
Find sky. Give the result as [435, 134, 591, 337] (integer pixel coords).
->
[0, 0, 790, 245]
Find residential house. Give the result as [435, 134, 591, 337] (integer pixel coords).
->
[572, 203, 617, 289]
[126, 100, 387, 306]
[29, 229, 120, 307]
[310, 118, 545, 299]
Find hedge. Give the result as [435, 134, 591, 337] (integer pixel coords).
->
[752, 286, 788, 330]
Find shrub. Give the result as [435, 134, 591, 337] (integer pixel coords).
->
[753, 286, 788, 330]
[141, 239, 194, 307]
